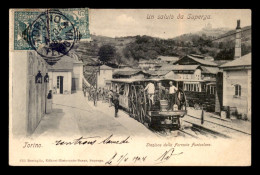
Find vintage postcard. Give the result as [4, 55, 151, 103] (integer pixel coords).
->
[9, 9, 251, 166]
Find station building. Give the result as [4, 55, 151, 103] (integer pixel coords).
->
[220, 53, 251, 120]
[48, 54, 84, 94]
[96, 65, 114, 89]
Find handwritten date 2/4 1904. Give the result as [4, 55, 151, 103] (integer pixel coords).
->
[105, 148, 183, 165]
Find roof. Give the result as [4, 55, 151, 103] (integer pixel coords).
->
[201, 66, 220, 74]
[110, 78, 145, 83]
[99, 65, 114, 70]
[116, 67, 140, 71]
[48, 55, 74, 71]
[220, 53, 251, 68]
[139, 60, 158, 64]
[213, 60, 232, 66]
[73, 59, 84, 64]
[69, 52, 84, 64]
[109, 78, 189, 83]
[157, 56, 179, 62]
[189, 54, 205, 59]
[175, 55, 218, 67]
[158, 64, 200, 71]
[113, 70, 149, 76]
[146, 70, 171, 76]
[188, 55, 218, 66]
[172, 65, 201, 71]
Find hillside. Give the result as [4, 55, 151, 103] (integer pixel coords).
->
[214, 26, 251, 44]
[173, 27, 231, 42]
[72, 25, 251, 66]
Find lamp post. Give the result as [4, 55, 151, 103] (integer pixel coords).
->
[35, 71, 43, 84]
[44, 73, 49, 83]
[43, 73, 50, 114]
[201, 106, 204, 125]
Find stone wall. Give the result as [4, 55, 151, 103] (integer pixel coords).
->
[11, 50, 49, 136]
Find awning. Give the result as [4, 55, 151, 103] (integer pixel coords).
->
[184, 81, 201, 84]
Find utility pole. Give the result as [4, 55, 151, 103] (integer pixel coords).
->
[201, 107, 204, 125]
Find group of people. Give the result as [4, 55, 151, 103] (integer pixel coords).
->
[144, 81, 179, 111]
[83, 86, 120, 117]
[82, 80, 182, 118]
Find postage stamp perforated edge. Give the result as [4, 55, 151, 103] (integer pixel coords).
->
[12, 8, 91, 51]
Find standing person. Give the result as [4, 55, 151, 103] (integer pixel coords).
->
[113, 92, 119, 117]
[168, 81, 178, 111]
[83, 87, 86, 97]
[144, 81, 155, 109]
[158, 82, 166, 100]
[108, 90, 113, 107]
[98, 87, 102, 100]
[102, 88, 105, 101]
[93, 88, 98, 106]
[87, 87, 91, 101]
[47, 90, 52, 99]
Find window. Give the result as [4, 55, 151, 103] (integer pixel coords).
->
[115, 85, 118, 93]
[210, 86, 215, 95]
[57, 76, 60, 88]
[195, 84, 198, 92]
[234, 84, 241, 97]
[124, 84, 129, 96]
[119, 84, 125, 95]
[197, 74, 200, 80]
[184, 83, 200, 92]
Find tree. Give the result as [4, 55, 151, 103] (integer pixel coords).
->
[98, 45, 116, 64]
[115, 52, 124, 66]
[215, 48, 234, 60]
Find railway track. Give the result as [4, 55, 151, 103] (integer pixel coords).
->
[178, 129, 199, 138]
[118, 104, 246, 139]
[120, 108, 228, 138]
[189, 124, 226, 138]
[149, 127, 198, 138]
[186, 114, 250, 137]
[183, 120, 231, 138]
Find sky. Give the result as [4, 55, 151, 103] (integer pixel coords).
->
[89, 9, 251, 39]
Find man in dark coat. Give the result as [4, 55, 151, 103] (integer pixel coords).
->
[83, 87, 87, 97]
[92, 88, 98, 106]
[158, 82, 166, 100]
[113, 92, 119, 117]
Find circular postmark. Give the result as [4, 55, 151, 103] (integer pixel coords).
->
[29, 10, 76, 61]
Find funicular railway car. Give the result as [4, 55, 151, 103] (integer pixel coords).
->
[110, 78, 187, 130]
[181, 80, 216, 112]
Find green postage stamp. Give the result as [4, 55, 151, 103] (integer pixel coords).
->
[13, 8, 90, 50]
